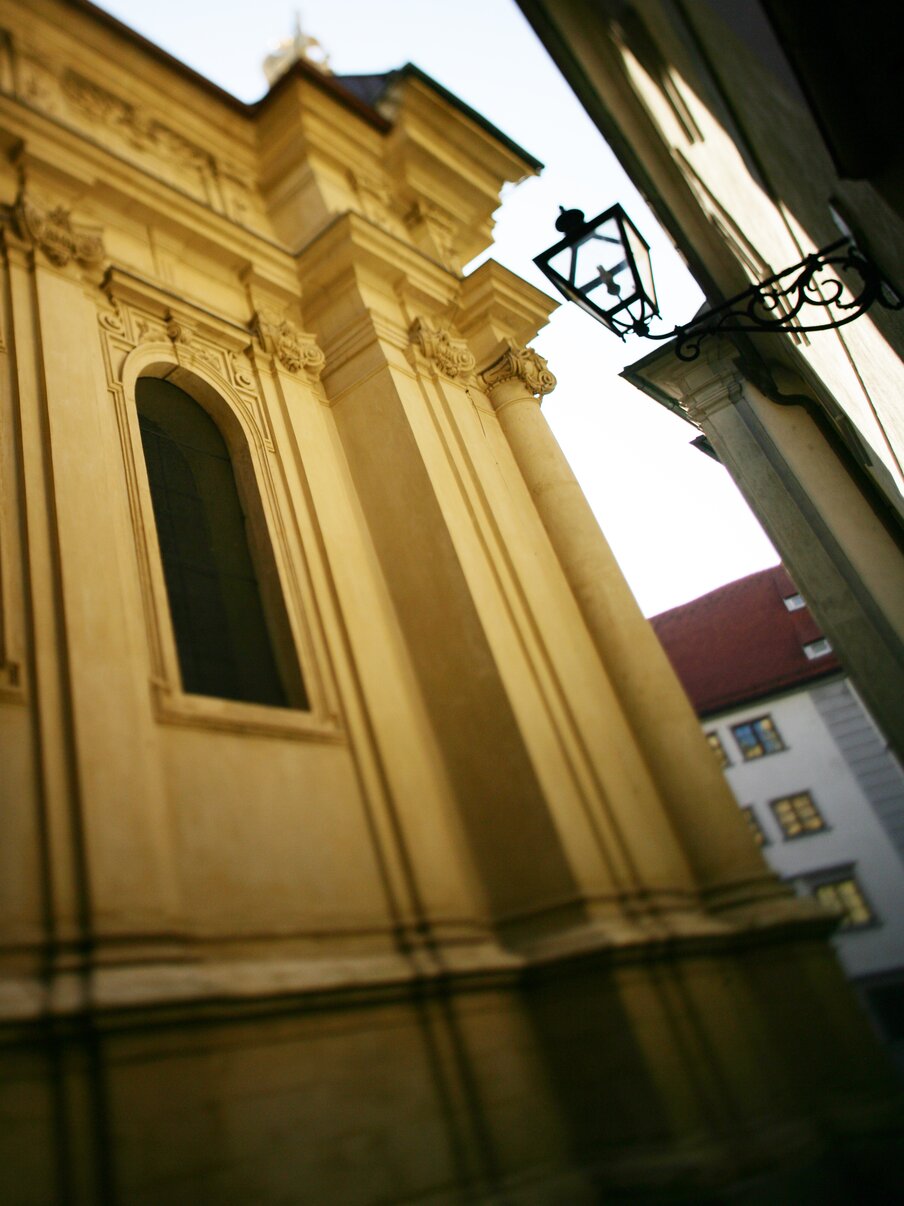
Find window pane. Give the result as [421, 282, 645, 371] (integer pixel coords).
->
[137, 377, 300, 708]
[732, 723, 763, 758]
[732, 715, 785, 760]
[815, 877, 874, 929]
[756, 716, 784, 753]
[706, 731, 730, 768]
[771, 791, 825, 839]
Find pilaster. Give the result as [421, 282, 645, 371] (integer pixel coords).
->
[0, 190, 183, 980]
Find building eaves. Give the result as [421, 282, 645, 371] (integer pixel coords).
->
[652, 566, 843, 715]
[371, 64, 544, 173]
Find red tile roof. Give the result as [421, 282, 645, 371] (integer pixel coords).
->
[650, 566, 842, 716]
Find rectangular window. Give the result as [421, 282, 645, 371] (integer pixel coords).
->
[783, 593, 805, 611]
[771, 791, 826, 839]
[706, 731, 731, 768]
[803, 638, 832, 659]
[741, 805, 767, 846]
[731, 715, 785, 760]
[814, 875, 875, 929]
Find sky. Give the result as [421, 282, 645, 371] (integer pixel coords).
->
[95, 0, 778, 616]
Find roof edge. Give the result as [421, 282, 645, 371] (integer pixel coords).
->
[383, 63, 544, 173]
[68, 1, 392, 129]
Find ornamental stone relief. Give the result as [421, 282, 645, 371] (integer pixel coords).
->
[408, 317, 476, 383]
[3, 41, 264, 225]
[62, 70, 213, 178]
[5, 193, 105, 269]
[479, 340, 557, 398]
[254, 308, 326, 379]
[347, 169, 404, 235]
[14, 51, 60, 114]
[97, 291, 276, 452]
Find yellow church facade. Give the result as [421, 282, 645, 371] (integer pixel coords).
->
[0, 2, 900, 1202]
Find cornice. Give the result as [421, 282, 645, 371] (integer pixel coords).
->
[624, 336, 746, 426]
[1, 111, 297, 297]
[102, 265, 251, 351]
[455, 258, 558, 365]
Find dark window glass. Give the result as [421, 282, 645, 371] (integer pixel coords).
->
[136, 377, 303, 708]
[731, 715, 785, 760]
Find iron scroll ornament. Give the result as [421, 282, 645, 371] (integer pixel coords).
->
[534, 204, 903, 363]
[658, 238, 903, 361]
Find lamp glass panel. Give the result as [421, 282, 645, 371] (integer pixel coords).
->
[622, 220, 657, 312]
[573, 214, 636, 309]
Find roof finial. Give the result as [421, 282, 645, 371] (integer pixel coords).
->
[263, 11, 332, 86]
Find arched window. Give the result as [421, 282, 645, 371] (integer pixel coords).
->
[136, 376, 307, 709]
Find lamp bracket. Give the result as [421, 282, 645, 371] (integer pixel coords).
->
[644, 238, 901, 361]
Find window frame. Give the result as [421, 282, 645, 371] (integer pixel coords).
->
[731, 715, 786, 761]
[706, 730, 732, 768]
[117, 343, 338, 740]
[809, 869, 878, 931]
[740, 805, 768, 847]
[770, 790, 828, 840]
[803, 637, 832, 660]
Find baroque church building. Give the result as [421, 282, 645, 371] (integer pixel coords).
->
[0, 2, 901, 1202]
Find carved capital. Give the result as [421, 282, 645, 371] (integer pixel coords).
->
[408, 318, 476, 381]
[479, 339, 556, 399]
[254, 309, 325, 378]
[8, 193, 104, 269]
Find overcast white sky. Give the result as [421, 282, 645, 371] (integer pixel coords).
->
[96, 0, 778, 616]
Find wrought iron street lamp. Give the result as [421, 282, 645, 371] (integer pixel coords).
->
[535, 204, 901, 362]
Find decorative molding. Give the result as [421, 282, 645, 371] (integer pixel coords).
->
[7, 193, 104, 269]
[61, 70, 213, 176]
[229, 351, 256, 392]
[479, 339, 557, 399]
[7, 48, 263, 224]
[164, 314, 196, 346]
[642, 344, 746, 427]
[15, 50, 60, 114]
[254, 309, 325, 379]
[347, 169, 402, 234]
[97, 287, 272, 446]
[408, 317, 476, 382]
[679, 365, 745, 425]
[94, 285, 339, 740]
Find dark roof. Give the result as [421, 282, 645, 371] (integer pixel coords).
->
[339, 65, 543, 172]
[336, 74, 393, 109]
[650, 566, 841, 716]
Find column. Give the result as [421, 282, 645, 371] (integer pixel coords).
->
[480, 339, 788, 915]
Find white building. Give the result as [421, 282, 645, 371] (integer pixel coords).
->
[653, 567, 904, 1066]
